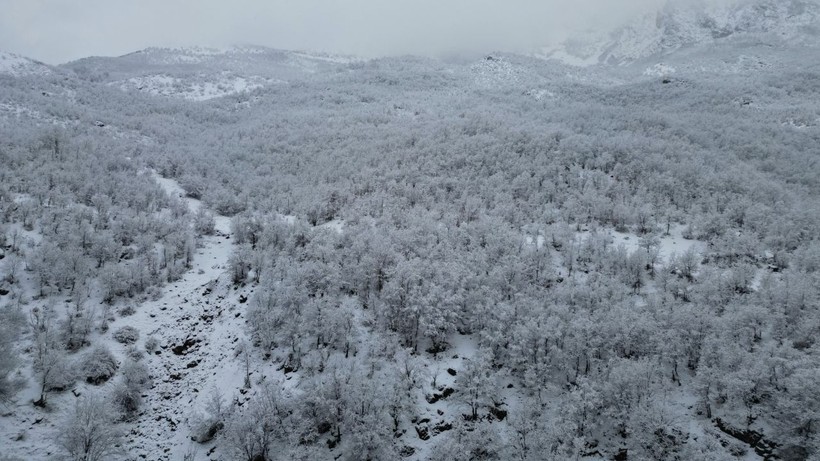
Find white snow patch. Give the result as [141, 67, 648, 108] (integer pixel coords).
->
[274, 214, 296, 225]
[643, 63, 677, 77]
[318, 219, 345, 234]
[609, 224, 705, 262]
[114, 73, 271, 101]
[524, 234, 547, 248]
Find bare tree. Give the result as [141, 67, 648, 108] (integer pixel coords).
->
[58, 394, 123, 461]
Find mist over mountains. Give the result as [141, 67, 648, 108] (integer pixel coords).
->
[546, 0, 820, 65]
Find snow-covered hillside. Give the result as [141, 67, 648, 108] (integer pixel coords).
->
[0, 52, 53, 77]
[63, 46, 361, 101]
[1, 3, 820, 459]
[118, 46, 361, 70]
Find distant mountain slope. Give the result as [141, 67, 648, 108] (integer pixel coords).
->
[99, 46, 362, 73]
[543, 0, 820, 66]
[61, 46, 361, 101]
[0, 51, 53, 77]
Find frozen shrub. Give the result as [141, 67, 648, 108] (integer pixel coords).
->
[190, 388, 228, 443]
[111, 382, 141, 420]
[144, 336, 159, 353]
[118, 305, 136, 317]
[146, 286, 163, 301]
[194, 207, 216, 236]
[111, 360, 150, 421]
[46, 359, 77, 392]
[120, 359, 151, 389]
[81, 345, 118, 385]
[112, 326, 139, 344]
[125, 345, 144, 361]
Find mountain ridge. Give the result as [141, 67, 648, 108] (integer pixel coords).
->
[542, 0, 820, 66]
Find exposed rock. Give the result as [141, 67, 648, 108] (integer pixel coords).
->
[426, 387, 455, 404]
[171, 338, 200, 355]
[432, 421, 453, 436]
[415, 426, 429, 441]
[489, 406, 507, 421]
[713, 418, 779, 460]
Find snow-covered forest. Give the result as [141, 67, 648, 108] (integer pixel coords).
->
[2, 1, 820, 460]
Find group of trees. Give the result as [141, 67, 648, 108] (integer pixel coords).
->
[195, 55, 820, 459]
[1, 45, 819, 460]
[0, 73, 203, 459]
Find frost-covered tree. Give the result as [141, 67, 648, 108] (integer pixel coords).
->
[223, 383, 294, 461]
[31, 304, 73, 407]
[57, 394, 123, 461]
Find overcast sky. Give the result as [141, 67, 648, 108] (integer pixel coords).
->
[0, 0, 664, 64]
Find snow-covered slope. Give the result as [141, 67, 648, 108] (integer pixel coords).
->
[115, 46, 361, 71]
[543, 0, 820, 66]
[0, 51, 53, 77]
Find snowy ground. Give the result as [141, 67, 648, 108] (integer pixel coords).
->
[526, 224, 705, 264]
[116, 174, 248, 460]
[607, 224, 705, 262]
[114, 230, 247, 460]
